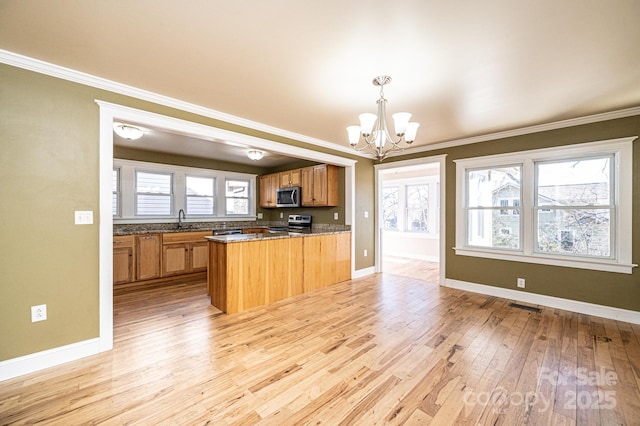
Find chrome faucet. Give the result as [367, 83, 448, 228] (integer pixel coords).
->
[178, 209, 186, 228]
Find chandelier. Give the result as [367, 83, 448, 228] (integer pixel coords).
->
[347, 76, 419, 161]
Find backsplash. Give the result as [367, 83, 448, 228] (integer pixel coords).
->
[113, 221, 350, 235]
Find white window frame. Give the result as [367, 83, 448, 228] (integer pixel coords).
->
[382, 176, 439, 236]
[224, 178, 251, 216]
[135, 169, 174, 217]
[454, 137, 636, 274]
[114, 159, 257, 223]
[185, 174, 216, 216]
[112, 167, 121, 218]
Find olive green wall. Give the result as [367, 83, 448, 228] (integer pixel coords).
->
[1, 65, 100, 360]
[387, 115, 640, 311]
[0, 63, 374, 362]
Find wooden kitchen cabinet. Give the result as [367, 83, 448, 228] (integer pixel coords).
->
[303, 233, 351, 292]
[113, 235, 135, 284]
[278, 169, 301, 188]
[162, 231, 210, 277]
[135, 234, 161, 281]
[259, 173, 279, 208]
[301, 164, 338, 206]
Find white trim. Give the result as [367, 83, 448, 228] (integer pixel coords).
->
[0, 49, 362, 158]
[0, 339, 101, 382]
[444, 279, 640, 325]
[3, 50, 640, 159]
[352, 266, 376, 279]
[393, 106, 640, 156]
[384, 252, 440, 262]
[374, 155, 447, 286]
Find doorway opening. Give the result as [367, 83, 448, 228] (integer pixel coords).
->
[375, 156, 446, 285]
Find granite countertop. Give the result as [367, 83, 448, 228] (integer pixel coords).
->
[205, 229, 351, 244]
[113, 222, 351, 238]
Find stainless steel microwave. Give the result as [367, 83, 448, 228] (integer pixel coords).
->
[276, 187, 300, 207]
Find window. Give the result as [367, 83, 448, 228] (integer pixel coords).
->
[455, 137, 635, 274]
[136, 171, 173, 216]
[112, 168, 120, 217]
[186, 175, 215, 215]
[466, 165, 521, 250]
[113, 159, 256, 222]
[406, 184, 429, 232]
[382, 186, 399, 230]
[535, 156, 613, 258]
[382, 181, 437, 234]
[225, 179, 249, 215]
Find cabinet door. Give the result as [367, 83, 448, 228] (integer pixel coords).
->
[313, 165, 328, 205]
[190, 241, 209, 272]
[279, 169, 301, 188]
[162, 243, 189, 276]
[289, 169, 301, 187]
[136, 234, 161, 280]
[259, 174, 278, 208]
[301, 167, 315, 206]
[113, 246, 134, 284]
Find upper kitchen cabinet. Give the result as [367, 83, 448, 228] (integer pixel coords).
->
[259, 173, 279, 208]
[279, 169, 301, 188]
[301, 164, 338, 207]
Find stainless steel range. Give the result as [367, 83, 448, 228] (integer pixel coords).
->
[269, 214, 312, 233]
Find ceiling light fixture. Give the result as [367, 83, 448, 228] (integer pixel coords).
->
[247, 149, 265, 161]
[347, 76, 419, 161]
[113, 123, 144, 141]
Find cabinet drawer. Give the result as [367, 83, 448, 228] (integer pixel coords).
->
[162, 231, 211, 245]
[113, 235, 134, 248]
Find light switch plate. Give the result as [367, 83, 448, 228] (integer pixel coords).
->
[75, 210, 93, 225]
[364, 211, 369, 218]
[334, 212, 339, 220]
[31, 304, 47, 322]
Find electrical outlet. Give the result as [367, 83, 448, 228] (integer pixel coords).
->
[74, 210, 93, 225]
[31, 304, 47, 322]
[364, 249, 368, 257]
[364, 211, 369, 218]
[334, 212, 339, 220]
[517, 278, 525, 288]
[280, 212, 284, 219]
[257, 213, 263, 219]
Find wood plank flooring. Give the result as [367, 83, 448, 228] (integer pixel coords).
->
[2, 270, 640, 425]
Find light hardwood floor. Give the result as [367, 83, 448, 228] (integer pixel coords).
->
[2, 271, 640, 425]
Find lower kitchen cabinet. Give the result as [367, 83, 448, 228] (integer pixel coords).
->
[162, 231, 210, 277]
[135, 234, 162, 281]
[114, 231, 209, 286]
[113, 235, 135, 284]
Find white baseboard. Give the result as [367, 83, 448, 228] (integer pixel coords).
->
[444, 279, 640, 325]
[384, 252, 439, 262]
[0, 338, 101, 382]
[352, 267, 376, 279]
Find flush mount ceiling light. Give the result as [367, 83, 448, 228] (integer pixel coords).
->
[113, 123, 144, 141]
[247, 149, 265, 161]
[347, 76, 419, 161]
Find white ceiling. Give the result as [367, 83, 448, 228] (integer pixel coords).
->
[2, 1, 639, 161]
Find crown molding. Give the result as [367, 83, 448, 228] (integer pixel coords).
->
[2, 49, 638, 160]
[393, 106, 640, 158]
[0, 49, 362, 158]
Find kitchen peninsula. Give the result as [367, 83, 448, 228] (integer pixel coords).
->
[206, 230, 351, 314]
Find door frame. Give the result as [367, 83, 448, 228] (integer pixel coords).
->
[374, 155, 447, 285]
